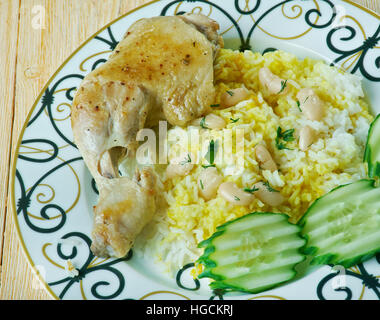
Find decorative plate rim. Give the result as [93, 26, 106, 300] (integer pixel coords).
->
[10, 0, 380, 300]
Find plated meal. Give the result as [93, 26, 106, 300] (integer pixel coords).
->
[70, 12, 380, 294]
[12, 0, 380, 300]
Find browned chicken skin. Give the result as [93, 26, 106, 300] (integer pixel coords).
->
[71, 14, 223, 258]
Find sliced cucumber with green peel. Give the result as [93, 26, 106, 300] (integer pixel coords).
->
[299, 179, 380, 268]
[364, 113, 380, 179]
[197, 212, 306, 294]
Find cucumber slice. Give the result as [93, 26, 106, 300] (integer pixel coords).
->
[197, 212, 306, 294]
[299, 179, 374, 230]
[364, 113, 380, 179]
[299, 179, 380, 268]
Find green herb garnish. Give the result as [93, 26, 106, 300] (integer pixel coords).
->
[244, 187, 259, 194]
[230, 117, 240, 123]
[276, 126, 295, 150]
[282, 129, 295, 142]
[277, 80, 288, 94]
[180, 153, 192, 165]
[296, 100, 302, 112]
[200, 117, 209, 129]
[205, 139, 218, 165]
[210, 104, 220, 108]
[296, 96, 309, 111]
[202, 164, 216, 169]
[200, 179, 204, 190]
[263, 181, 279, 193]
[226, 90, 234, 96]
[234, 196, 240, 201]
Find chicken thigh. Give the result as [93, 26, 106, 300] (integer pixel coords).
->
[71, 14, 223, 258]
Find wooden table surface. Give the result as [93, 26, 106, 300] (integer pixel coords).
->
[0, 0, 379, 300]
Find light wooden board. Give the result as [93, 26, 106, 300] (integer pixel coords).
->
[0, 0, 20, 298]
[0, 0, 378, 300]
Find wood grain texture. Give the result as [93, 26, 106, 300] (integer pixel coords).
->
[0, 0, 378, 300]
[355, 0, 380, 13]
[0, 0, 20, 272]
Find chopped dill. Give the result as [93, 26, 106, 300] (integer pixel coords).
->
[276, 127, 295, 150]
[296, 100, 302, 112]
[205, 139, 218, 165]
[277, 79, 288, 94]
[200, 117, 209, 129]
[244, 187, 259, 194]
[263, 181, 279, 193]
[180, 153, 192, 165]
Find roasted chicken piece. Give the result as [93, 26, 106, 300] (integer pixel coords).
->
[71, 14, 223, 258]
[91, 168, 157, 258]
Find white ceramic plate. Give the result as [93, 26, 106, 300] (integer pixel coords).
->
[12, 0, 380, 300]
